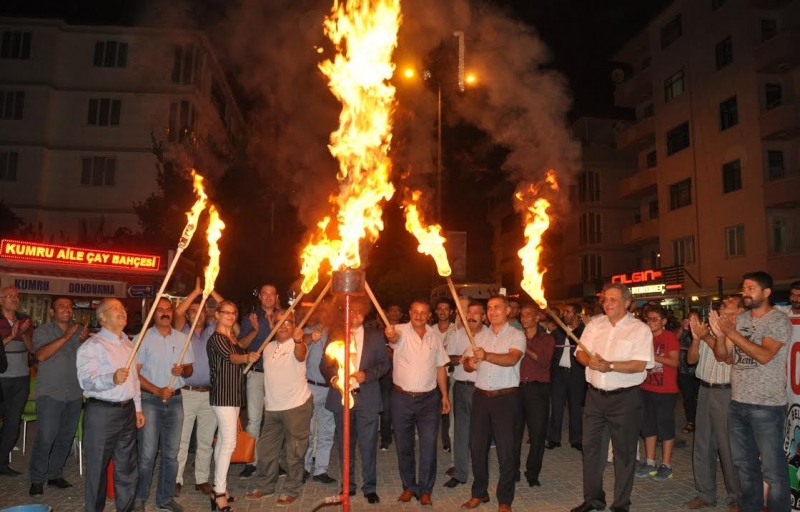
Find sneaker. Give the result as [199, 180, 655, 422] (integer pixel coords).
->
[239, 464, 257, 479]
[380, 442, 389, 451]
[156, 500, 184, 512]
[652, 464, 673, 481]
[635, 461, 657, 478]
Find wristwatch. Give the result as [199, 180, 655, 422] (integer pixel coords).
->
[609, 363, 615, 372]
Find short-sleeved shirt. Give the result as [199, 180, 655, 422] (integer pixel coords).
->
[641, 329, 680, 394]
[32, 320, 83, 401]
[391, 323, 449, 393]
[578, 313, 654, 391]
[207, 332, 246, 407]
[0, 312, 33, 378]
[446, 326, 486, 382]
[731, 308, 791, 406]
[181, 321, 215, 387]
[470, 323, 526, 391]
[263, 339, 311, 411]
[136, 326, 194, 390]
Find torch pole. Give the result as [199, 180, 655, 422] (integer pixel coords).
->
[243, 292, 306, 374]
[296, 280, 332, 331]
[446, 277, 478, 351]
[164, 293, 209, 396]
[125, 248, 184, 369]
[363, 282, 390, 328]
[544, 306, 593, 357]
[342, 295, 352, 512]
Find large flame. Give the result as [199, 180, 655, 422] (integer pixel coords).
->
[324, 339, 357, 409]
[300, 0, 401, 293]
[403, 189, 451, 276]
[178, 169, 209, 250]
[516, 171, 558, 309]
[203, 205, 225, 296]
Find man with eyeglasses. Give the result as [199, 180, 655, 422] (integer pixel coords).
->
[0, 286, 33, 476]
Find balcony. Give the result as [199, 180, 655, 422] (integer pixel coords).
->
[622, 219, 660, 246]
[759, 102, 800, 140]
[754, 30, 800, 74]
[614, 68, 653, 108]
[618, 167, 658, 199]
[616, 117, 656, 150]
[764, 176, 800, 208]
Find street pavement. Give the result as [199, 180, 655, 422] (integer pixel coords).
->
[2, 407, 731, 511]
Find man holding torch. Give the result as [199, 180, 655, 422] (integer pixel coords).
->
[133, 297, 194, 512]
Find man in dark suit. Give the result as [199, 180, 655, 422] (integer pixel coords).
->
[321, 296, 390, 505]
[546, 303, 587, 451]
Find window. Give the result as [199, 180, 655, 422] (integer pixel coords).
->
[663, 69, 685, 102]
[761, 19, 778, 41]
[577, 170, 600, 203]
[669, 178, 692, 210]
[661, 14, 683, 49]
[0, 151, 18, 182]
[666, 122, 690, 155]
[581, 254, 602, 282]
[93, 41, 128, 68]
[672, 236, 696, 265]
[646, 150, 657, 168]
[0, 91, 24, 120]
[87, 98, 121, 126]
[0, 31, 31, 59]
[766, 83, 782, 110]
[767, 150, 785, 181]
[719, 96, 738, 130]
[642, 103, 655, 118]
[770, 217, 789, 254]
[171, 44, 198, 85]
[168, 100, 196, 142]
[715, 36, 733, 70]
[722, 159, 742, 193]
[579, 212, 602, 245]
[712, 0, 728, 10]
[80, 157, 116, 187]
[725, 225, 745, 257]
[649, 199, 659, 220]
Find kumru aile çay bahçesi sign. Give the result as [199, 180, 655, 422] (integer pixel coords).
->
[0, 239, 161, 271]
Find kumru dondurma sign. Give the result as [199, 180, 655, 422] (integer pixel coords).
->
[0, 239, 161, 271]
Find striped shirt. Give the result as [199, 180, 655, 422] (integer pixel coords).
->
[695, 340, 731, 385]
[207, 332, 246, 407]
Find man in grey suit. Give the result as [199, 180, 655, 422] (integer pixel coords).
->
[321, 296, 390, 504]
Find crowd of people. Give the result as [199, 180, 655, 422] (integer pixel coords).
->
[0, 270, 797, 512]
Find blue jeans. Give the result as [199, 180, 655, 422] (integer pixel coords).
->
[135, 392, 184, 506]
[728, 400, 789, 512]
[29, 396, 82, 482]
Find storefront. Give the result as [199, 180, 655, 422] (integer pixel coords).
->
[611, 266, 690, 318]
[0, 238, 165, 328]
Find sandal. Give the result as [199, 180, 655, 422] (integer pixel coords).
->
[682, 422, 695, 434]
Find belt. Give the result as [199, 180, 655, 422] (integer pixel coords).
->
[700, 381, 731, 389]
[455, 380, 475, 386]
[393, 384, 436, 398]
[520, 380, 549, 386]
[588, 384, 637, 396]
[307, 379, 330, 388]
[144, 389, 182, 397]
[252, 368, 264, 373]
[475, 387, 517, 397]
[87, 397, 133, 408]
[556, 366, 572, 371]
[182, 385, 211, 392]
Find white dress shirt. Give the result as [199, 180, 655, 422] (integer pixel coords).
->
[392, 322, 449, 392]
[446, 326, 486, 382]
[470, 323, 526, 391]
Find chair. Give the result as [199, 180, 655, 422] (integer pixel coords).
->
[73, 409, 84, 475]
[20, 377, 36, 454]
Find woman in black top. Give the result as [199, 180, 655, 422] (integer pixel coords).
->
[207, 301, 259, 511]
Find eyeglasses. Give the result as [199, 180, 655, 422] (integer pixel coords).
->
[645, 317, 663, 323]
[218, 310, 237, 316]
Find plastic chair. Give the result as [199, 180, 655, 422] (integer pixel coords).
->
[73, 409, 84, 475]
[20, 377, 36, 454]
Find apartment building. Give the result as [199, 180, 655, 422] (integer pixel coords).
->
[0, 17, 245, 241]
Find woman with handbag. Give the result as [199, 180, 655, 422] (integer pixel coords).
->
[207, 301, 260, 511]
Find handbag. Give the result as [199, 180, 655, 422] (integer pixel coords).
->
[230, 418, 256, 464]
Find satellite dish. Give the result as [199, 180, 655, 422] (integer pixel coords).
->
[611, 68, 626, 84]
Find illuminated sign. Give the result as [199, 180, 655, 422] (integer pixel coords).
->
[612, 269, 663, 285]
[0, 239, 160, 271]
[631, 284, 666, 295]
[0, 273, 126, 298]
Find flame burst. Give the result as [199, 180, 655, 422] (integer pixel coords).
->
[203, 205, 225, 296]
[403, 189, 451, 277]
[324, 340, 358, 409]
[178, 170, 209, 250]
[516, 171, 558, 309]
[300, 0, 402, 293]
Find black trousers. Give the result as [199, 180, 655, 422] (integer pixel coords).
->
[333, 407, 379, 495]
[0, 376, 29, 467]
[547, 366, 586, 445]
[379, 375, 393, 445]
[581, 386, 642, 511]
[470, 390, 521, 506]
[391, 389, 440, 495]
[84, 400, 139, 512]
[516, 381, 550, 482]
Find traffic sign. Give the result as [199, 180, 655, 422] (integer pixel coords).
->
[128, 284, 155, 298]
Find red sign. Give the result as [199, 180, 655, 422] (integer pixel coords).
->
[0, 239, 161, 271]
[611, 269, 663, 285]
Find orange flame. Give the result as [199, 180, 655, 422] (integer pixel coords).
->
[300, 0, 401, 293]
[324, 339, 357, 409]
[403, 189, 451, 277]
[516, 171, 559, 309]
[203, 205, 225, 296]
[178, 170, 209, 250]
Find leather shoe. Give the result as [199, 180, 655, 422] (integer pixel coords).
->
[29, 483, 43, 496]
[420, 493, 432, 506]
[398, 490, 417, 502]
[570, 502, 605, 512]
[195, 482, 213, 496]
[571, 442, 583, 452]
[498, 506, 512, 512]
[527, 478, 540, 487]
[461, 496, 490, 509]
[313, 472, 336, 484]
[365, 492, 380, 504]
[47, 477, 73, 488]
[444, 477, 465, 488]
[685, 497, 715, 509]
[544, 441, 560, 450]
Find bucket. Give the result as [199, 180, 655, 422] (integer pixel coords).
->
[0, 506, 53, 512]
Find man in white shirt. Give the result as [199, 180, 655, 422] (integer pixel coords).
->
[570, 284, 654, 512]
[385, 300, 450, 506]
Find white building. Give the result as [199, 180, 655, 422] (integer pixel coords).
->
[0, 17, 245, 241]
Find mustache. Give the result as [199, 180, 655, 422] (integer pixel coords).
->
[160, 315, 171, 320]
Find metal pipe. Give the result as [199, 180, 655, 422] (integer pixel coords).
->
[342, 294, 352, 512]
